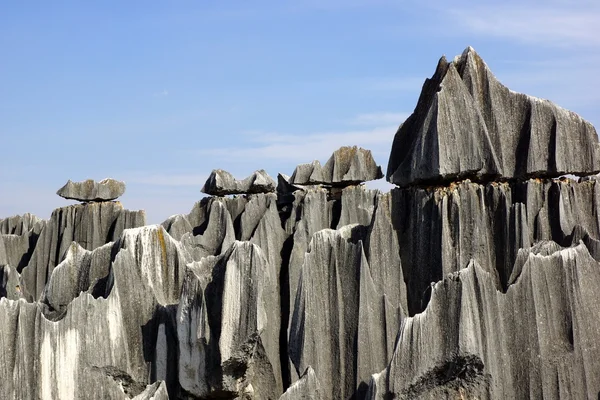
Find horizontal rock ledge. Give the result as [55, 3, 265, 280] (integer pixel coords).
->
[56, 178, 126, 202]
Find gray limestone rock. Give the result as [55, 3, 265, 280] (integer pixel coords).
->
[0, 225, 191, 399]
[20, 201, 145, 301]
[177, 241, 281, 398]
[57, 178, 126, 201]
[0, 213, 43, 235]
[387, 47, 600, 186]
[391, 178, 600, 314]
[0, 265, 21, 300]
[201, 169, 276, 196]
[289, 225, 404, 400]
[279, 366, 322, 400]
[290, 147, 383, 186]
[371, 242, 600, 399]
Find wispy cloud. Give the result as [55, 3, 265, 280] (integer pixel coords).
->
[348, 112, 409, 126]
[447, 3, 600, 47]
[153, 89, 169, 97]
[194, 125, 397, 168]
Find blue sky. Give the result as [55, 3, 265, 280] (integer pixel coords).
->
[1, 0, 599, 223]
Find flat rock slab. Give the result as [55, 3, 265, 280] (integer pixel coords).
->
[57, 178, 125, 201]
[201, 169, 276, 196]
[387, 47, 600, 186]
[290, 146, 383, 186]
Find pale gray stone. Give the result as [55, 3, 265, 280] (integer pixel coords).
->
[291, 147, 383, 186]
[201, 169, 276, 195]
[57, 178, 126, 201]
[387, 47, 600, 186]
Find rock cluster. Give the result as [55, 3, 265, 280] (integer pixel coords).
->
[290, 146, 383, 186]
[201, 169, 276, 196]
[1, 47, 600, 400]
[57, 178, 126, 201]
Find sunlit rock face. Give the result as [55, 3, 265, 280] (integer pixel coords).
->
[57, 178, 126, 202]
[387, 47, 600, 187]
[2, 48, 600, 400]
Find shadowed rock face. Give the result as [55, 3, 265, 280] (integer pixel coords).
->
[57, 178, 126, 201]
[3, 49, 600, 400]
[387, 47, 600, 187]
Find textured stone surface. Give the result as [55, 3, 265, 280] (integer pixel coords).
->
[387, 47, 600, 186]
[279, 366, 322, 400]
[0, 213, 43, 235]
[20, 201, 145, 301]
[289, 224, 405, 400]
[368, 242, 600, 399]
[201, 169, 276, 195]
[391, 178, 600, 314]
[0, 225, 191, 399]
[177, 241, 281, 398]
[290, 146, 383, 186]
[57, 178, 126, 201]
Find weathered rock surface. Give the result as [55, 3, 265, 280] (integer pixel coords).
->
[202, 169, 276, 195]
[0, 213, 43, 235]
[178, 241, 281, 398]
[21, 201, 145, 301]
[289, 224, 405, 400]
[0, 224, 191, 399]
[392, 177, 600, 314]
[290, 146, 383, 186]
[279, 366, 322, 400]
[57, 178, 126, 201]
[368, 242, 600, 399]
[387, 47, 600, 186]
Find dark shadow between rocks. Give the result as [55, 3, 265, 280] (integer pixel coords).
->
[141, 304, 180, 398]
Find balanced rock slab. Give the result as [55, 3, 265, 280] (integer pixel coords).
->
[387, 47, 600, 186]
[201, 169, 276, 196]
[290, 146, 383, 186]
[57, 178, 125, 201]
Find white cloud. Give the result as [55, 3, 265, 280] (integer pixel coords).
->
[447, 4, 600, 47]
[194, 125, 398, 167]
[153, 89, 169, 97]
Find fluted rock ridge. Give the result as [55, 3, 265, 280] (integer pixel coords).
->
[387, 47, 600, 186]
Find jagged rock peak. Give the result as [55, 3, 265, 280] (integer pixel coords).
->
[387, 46, 600, 187]
[201, 169, 276, 196]
[56, 178, 126, 202]
[290, 146, 383, 186]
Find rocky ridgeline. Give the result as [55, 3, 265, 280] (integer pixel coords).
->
[1, 48, 600, 400]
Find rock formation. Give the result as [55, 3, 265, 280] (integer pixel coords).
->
[387, 47, 600, 186]
[1, 47, 600, 400]
[290, 146, 383, 186]
[57, 178, 126, 201]
[201, 169, 276, 196]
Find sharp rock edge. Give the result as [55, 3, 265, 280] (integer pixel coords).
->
[387, 47, 600, 186]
